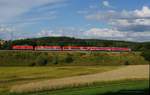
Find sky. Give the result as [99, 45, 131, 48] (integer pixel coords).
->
[0, 0, 150, 42]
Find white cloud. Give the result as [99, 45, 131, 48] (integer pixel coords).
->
[35, 27, 150, 42]
[102, 1, 110, 8]
[85, 6, 150, 21]
[134, 6, 150, 17]
[84, 28, 150, 42]
[85, 28, 126, 38]
[0, 25, 16, 40]
[38, 27, 84, 38]
[84, 6, 150, 32]
[38, 29, 62, 37]
[0, 25, 15, 33]
[0, 0, 67, 23]
[111, 19, 150, 26]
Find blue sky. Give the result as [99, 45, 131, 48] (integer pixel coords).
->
[0, 0, 150, 42]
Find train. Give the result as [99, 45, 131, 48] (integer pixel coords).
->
[12, 45, 131, 51]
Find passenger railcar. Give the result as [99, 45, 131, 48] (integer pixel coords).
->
[35, 46, 62, 51]
[12, 45, 33, 50]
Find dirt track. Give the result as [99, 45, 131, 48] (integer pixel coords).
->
[10, 65, 149, 93]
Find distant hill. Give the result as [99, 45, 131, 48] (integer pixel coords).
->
[1, 36, 150, 51]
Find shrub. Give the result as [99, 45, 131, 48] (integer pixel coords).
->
[124, 61, 130, 65]
[65, 54, 74, 63]
[29, 62, 36, 66]
[141, 50, 150, 62]
[36, 55, 48, 66]
[53, 55, 59, 64]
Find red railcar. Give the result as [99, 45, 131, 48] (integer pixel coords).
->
[12, 45, 33, 50]
[63, 46, 88, 51]
[111, 47, 131, 51]
[88, 47, 112, 51]
[35, 46, 62, 51]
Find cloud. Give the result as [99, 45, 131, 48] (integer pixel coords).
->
[134, 6, 150, 17]
[38, 29, 62, 37]
[37, 27, 150, 42]
[0, 25, 15, 33]
[0, 25, 16, 40]
[110, 18, 150, 32]
[38, 27, 84, 38]
[0, 0, 67, 23]
[102, 1, 111, 8]
[85, 6, 150, 21]
[1, 25, 149, 42]
[13, 11, 58, 25]
[84, 28, 150, 42]
[85, 6, 150, 32]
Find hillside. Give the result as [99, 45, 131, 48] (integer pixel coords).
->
[0, 36, 150, 51]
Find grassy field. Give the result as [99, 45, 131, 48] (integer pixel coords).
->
[0, 65, 149, 95]
[0, 66, 119, 94]
[9, 65, 149, 93]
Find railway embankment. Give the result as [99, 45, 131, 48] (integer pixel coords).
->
[0, 51, 149, 66]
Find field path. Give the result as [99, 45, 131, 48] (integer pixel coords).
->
[10, 65, 149, 93]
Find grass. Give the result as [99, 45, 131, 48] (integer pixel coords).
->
[0, 66, 119, 93]
[3, 79, 149, 95]
[0, 51, 149, 66]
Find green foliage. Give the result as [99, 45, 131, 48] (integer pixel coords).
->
[64, 53, 74, 63]
[35, 55, 48, 66]
[141, 50, 150, 62]
[0, 51, 149, 66]
[124, 61, 130, 65]
[53, 55, 59, 64]
[1, 41, 12, 49]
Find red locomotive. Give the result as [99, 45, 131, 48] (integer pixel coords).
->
[12, 45, 131, 51]
[12, 45, 34, 50]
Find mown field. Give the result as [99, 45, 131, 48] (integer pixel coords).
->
[0, 51, 149, 66]
[0, 66, 119, 94]
[10, 79, 149, 95]
[9, 65, 149, 94]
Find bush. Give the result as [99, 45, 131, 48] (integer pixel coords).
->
[65, 54, 74, 63]
[53, 55, 58, 64]
[29, 62, 36, 66]
[124, 61, 130, 65]
[141, 50, 150, 62]
[36, 55, 48, 66]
